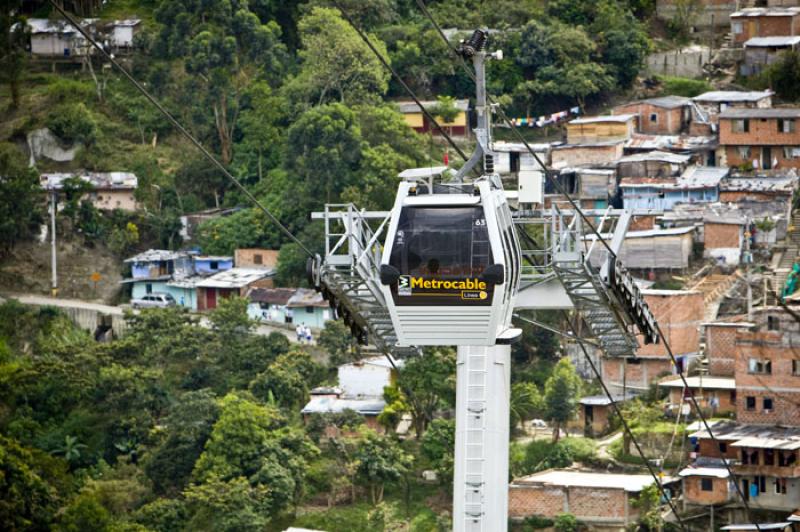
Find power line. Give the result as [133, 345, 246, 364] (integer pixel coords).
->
[48, 0, 315, 258]
[516, 312, 689, 532]
[413, 3, 761, 527]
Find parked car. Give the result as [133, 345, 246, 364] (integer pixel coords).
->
[131, 293, 176, 309]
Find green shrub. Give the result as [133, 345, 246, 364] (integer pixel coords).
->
[657, 76, 713, 97]
[46, 77, 95, 103]
[47, 103, 97, 144]
[554, 513, 579, 532]
[558, 437, 596, 462]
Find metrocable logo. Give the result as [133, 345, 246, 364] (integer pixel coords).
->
[398, 275, 487, 292]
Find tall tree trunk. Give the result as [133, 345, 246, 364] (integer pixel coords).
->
[552, 420, 561, 442]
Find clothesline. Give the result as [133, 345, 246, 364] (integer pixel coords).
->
[498, 106, 581, 128]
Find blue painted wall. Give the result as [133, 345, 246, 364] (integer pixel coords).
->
[288, 306, 331, 329]
[193, 258, 233, 275]
[247, 303, 289, 323]
[132, 281, 197, 310]
[621, 187, 719, 211]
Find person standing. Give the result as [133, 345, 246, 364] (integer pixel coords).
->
[295, 323, 303, 342]
[304, 325, 313, 344]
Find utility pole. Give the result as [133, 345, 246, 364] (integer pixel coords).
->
[50, 190, 58, 297]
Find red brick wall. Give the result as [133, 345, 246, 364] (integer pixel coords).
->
[720, 190, 790, 203]
[630, 215, 656, 231]
[509, 485, 565, 518]
[720, 117, 800, 146]
[697, 438, 740, 460]
[602, 357, 673, 390]
[732, 15, 796, 44]
[612, 103, 686, 135]
[683, 476, 731, 505]
[569, 487, 629, 522]
[508, 484, 631, 523]
[705, 324, 743, 377]
[690, 121, 714, 136]
[705, 222, 742, 250]
[551, 144, 624, 167]
[724, 145, 800, 170]
[668, 387, 736, 415]
[735, 330, 800, 425]
[637, 291, 704, 357]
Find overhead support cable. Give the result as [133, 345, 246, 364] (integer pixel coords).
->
[48, 0, 315, 258]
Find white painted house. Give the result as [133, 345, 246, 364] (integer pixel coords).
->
[27, 18, 93, 57]
[337, 356, 401, 398]
[109, 19, 141, 47]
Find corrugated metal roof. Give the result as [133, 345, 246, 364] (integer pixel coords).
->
[678, 467, 730, 478]
[618, 150, 691, 164]
[678, 166, 729, 188]
[582, 226, 695, 240]
[579, 392, 637, 406]
[721, 175, 798, 193]
[194, 256, 233, 262]
[300, 396, 386, 415]
[693, 90, 773, 102]
[247, 287, 296, 305]
[720, 107, 800, 119]
[625, 133, 717, 151]
[124, 249, 188, 263]
[690, 422, 800, 443]
[41, 172, 138, 190]
[569, 114, 636, 125]
[659, 376, 736, 390]
[112, 19, 141, 26]
[720, 524, 791, 531]
[512, 470, 677, 492]
[287, 287, 327, 308]
[745, 36, 800, 47]
[492, 141, 551, 153]
[732, 7, 800, 17]
[644, 95, 691, 109]
[731, 437, 800, 450]
[395, 99, 469, 113]
[196, 268, 273, 289]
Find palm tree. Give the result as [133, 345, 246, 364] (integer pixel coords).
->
[52, 435, 87, 464]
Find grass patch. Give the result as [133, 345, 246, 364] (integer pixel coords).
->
[656, 75, 713, 97]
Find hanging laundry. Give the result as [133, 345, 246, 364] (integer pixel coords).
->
[569, 106, 581, 115]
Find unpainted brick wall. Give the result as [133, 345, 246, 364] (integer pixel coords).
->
[508, 486, 565, 518]
[637, 291, 703, 357]
[683, 476, 731, 505]
[705, 324, 745, 376]
[705, 222, 742, 250]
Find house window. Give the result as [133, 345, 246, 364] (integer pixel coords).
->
[746, 396, 757, 410]
[719, 442, 728, 453]
[768, 315, 780, 331]
[626, 357, 641, 365]
[650, 113, 658, 123]
[748, 358, 772, 374]
[701, 478, 714, 491]
[793, 360, 800, 376]
[732, 21, 743, 34]
[210, 261, 219, 270]
[306, 306, 314, 313]
[737, 146, 752, 159]
[732, 119, 750, 133]
[784, 146, 797, 159]
[779, 118, 796, 133]
[775, 478, 787, 495]
[146, 283, 153, 294]
[254, 254, 263, 265]
[764, 397, 774, 411]
[765, 448, 776, 465]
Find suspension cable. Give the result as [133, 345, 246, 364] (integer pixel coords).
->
[48, 0, 316, 258]
[414, 3, 761, 527]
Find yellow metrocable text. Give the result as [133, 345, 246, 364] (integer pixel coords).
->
[410, 277, 487, 290]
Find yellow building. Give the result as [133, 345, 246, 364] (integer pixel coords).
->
[396, 99, 470, 137]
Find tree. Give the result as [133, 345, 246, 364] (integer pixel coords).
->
[292, 7, 390, 105]
[632, 483, 664, 530]
[420, 418, 454, 485]
[51, 435, 88, 466]
[0, 144, 43, 257]
[47, 103, 98, 144]
[183, 476, 272, 532]
[510, 382, 545, 432]
[350, 428, 413, 504]
[0, 435, 62, 530]
[395, 348, 456, 438]
[430, 95, 459, 124]
[318, 320, 356, 366]
[764, 51, 800, 101]
[544, 358, 582, 442]
[0, 6, 29, 109]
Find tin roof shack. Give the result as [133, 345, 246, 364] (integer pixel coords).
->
[41, 172, 139, 211]
[612, 96, 691, 135]
[679, 464, 736, 507]
[743, 36, 800, 75]
[573, 393, 636, 438]
[720, 108, 800, 171]
[602, 290, 704, 394]
[566, 114, 637, 144]
[624, 133, 719, 165]
[693, 91, 774, 127]
[550, 142, 624, 170]
[620, 166, 728, 211]
[492, 141, 550, 175]
[246, 287, 295, 323]
[545, 167, 616, 209]
[617, 151, 691, 179]
[108, 19, 141, 48]
[286, 288, 331, 329]
[196, 268, 274, 311]
[301, 356, 401, 435]
[509, 469, 678, 527]
[585, 226, 696, 271]
[396, 99, 470, 137]
[193, 255, 233, 275]
[734, 307, 800, 427]
[660, 375, 737, 416]
[123, 250, 197, 309]
[731, 7, 800, 46]
[721, 173, 798, 205]
[26, 18, 94, 57]
[704, 320, 754, 376]
[704, 213, 746, 266]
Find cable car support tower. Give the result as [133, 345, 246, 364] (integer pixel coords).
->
[309, 30, 661, 532]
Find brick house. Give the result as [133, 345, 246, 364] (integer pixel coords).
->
[719, 108, 800, 170]
[234, 248, 279, 270]
[566, 115, 637, 144]
[679, 466, 735, 506]
[704, 213, 746, 266]
[660, 375, 737, 416]
[509, 469, 679, 527]
[693, 91, 773, 130]
[573, 393, 636, 438]
[602, 289, 703, 394]
[704, 320, 754, 376]
[613, 96, 691, 135]
[731, 7, 800, 46]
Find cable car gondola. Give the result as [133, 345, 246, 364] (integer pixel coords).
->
[379, 180, 520, 346]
